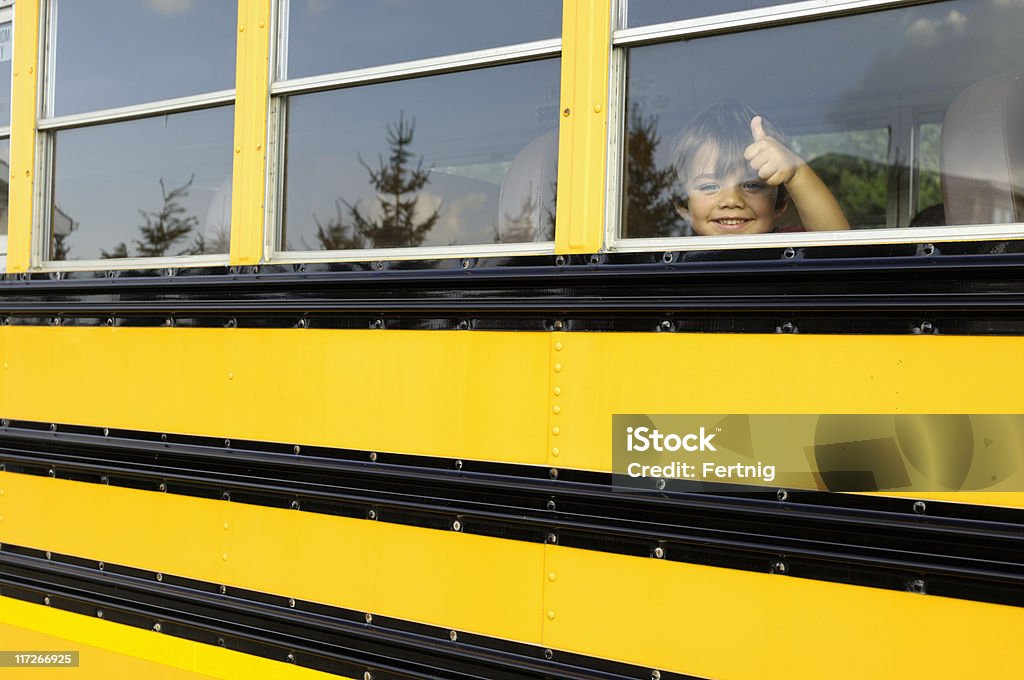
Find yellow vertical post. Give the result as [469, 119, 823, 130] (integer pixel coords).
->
[229, 0, 272, 266]
[554, 0, 612, 254]
[6, 0, 41, 273]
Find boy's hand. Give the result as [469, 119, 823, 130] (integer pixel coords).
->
[744, 116, 804, 187]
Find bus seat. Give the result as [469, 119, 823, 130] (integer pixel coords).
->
[497, 128, 558, 242]
[941, 71, 1024, 225]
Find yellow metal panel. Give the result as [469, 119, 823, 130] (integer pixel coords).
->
[550, 332, 1024, 473]
[0, 474, 546, 645]
[0, 598, 347, 679]
[0, 326, 551, 464]
[229, 0, 272, 265]
[0, 475, 1019, 679]
[554, 0, 612, 254]
[541, 546, 1023, 679]
[6, 0, 41, 272]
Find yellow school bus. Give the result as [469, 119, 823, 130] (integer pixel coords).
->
[1, 1, 1022, 678]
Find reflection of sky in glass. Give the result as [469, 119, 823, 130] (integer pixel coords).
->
[0, 138, 8, 236]
[52, 106, 234, 260]
[625, 0, 1024, 229]
[285, 0, 561, 79]
[0, 21, 10, 127]
[628, 0, 782, 27]
[282, 58, 560, 250]
[52, 0, 236, 115]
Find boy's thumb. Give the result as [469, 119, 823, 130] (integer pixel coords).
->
[751, 115, 767, 141]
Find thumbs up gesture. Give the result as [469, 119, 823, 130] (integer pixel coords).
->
[744, 115, 803, 187]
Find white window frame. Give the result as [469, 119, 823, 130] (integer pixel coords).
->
[35, 0, 236, 271]
[265, 0, 563, 264]
[607, 0, 1023, 252]
[0, 3, 14, 270]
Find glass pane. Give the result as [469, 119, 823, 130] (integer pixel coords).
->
[0, 138, 8, 237]
[0, 21, 11, 128]
[621, 0, 1024, 238]
[51, 0, 236, 115]
[627, 1, 781, 27]
[50, 107, 234, 261]
[281, 59, 560, 252]
[285, 0, 561, 79]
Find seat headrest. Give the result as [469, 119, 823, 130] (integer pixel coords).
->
[941, 72, 1024, 225]
[497, 128, 558, 242]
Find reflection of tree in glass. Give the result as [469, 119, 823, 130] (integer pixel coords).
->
[791, 130, 889, 228]
[497, 181, 557, 243]
[101, 176, 203, 258]
[623, 110, 683, 238]
[316, 112, 440, 250]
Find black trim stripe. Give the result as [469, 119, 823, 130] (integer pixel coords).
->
[3, 241, 1024, 334]
[0, 545, 700, 680]
[2, 421, 1023, 609]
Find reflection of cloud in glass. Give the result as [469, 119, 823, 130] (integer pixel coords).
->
[904, 9, 967, 44]
[146, 0, 194, 17]
[302, 0, 331, 15]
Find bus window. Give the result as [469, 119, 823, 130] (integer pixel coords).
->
[626, 1, 783, 27]
[42, 0, 236, 264]
[0, 13, 10, 269]
[272, 1, 561, 258]
[617, 0, 1024, 242]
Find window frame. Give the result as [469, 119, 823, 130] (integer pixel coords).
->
[263, 0, 563, 264]
[34, 0, 237, 271]
[606, 0, 1024, 252]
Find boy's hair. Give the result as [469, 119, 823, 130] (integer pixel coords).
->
[671, 99, 790, 211]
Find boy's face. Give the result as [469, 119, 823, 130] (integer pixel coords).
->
[677, 145, 784, 236]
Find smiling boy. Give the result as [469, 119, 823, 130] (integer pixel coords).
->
[672, 100, 849, 236]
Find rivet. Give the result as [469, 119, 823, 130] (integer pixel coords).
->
[553, 320, 564, 330]
[27, 67, 32, 74]
[220, 585, 227, 594]
[365, 613, 373, 624]
[363, 673, 373, 680]
[103, 428, 110, 437]
[156, 573, 163, 582]
[223, 522, 229, 530]
[454, 459, 463, 470]
[547, 611, 556, 620]
[783, 247, 796, 259]
[256, 143, 262, 151]
[227, 372, 234, 380]
[913, 501, 927, 514]
[217, 638, 226, 647]
[551, 427, 560, 436]
[44, 596, 51, 605]
[221, 491, 231, 501]
[772, 560, 787, 574]
[101, 476, 109, 485]
[551, 447, 560, 457]
[49, 423, 57, 432]
[562, 108, 570, 117]
[547, 572, 556, 582]
[593, 104, 602, 113]
[259, 20, 266, 28]
[98, 561, 105, 571]
[286, 653, 295, 664]
[553, 363, 562, 373]
[552, 405, 561, 415]
[222, 553, 228, 561]
[370, 451, 378, 462]
[46, 551, 52, 560]
[290, 500, 300, 510]
[653, 546, 665, 559]
[293, 445, 301, 454]
[547, 532, 558, 544]
[554, 342, 563, 351]
[553, 387, 562, 396]
[234, 145, 241, 153]
[97, 609, 104, 618]
[546, 500, 556, 511]
[549, 468, 558, 480]
[368, 509, 377, 520]
[777, 489, 788, 501]
[908, 578, 927, 594]
[452, 519, 463, 532]
[449, 630, 458, 642]
[238, 24, 245, 32]
[288, 598, 296, 608]
[24, 170, 29, 177]
[659, 320, 672, 332]
[158, 482, 167, 492]
[652, 671, 662, 680]
[655, 478, 666, 491]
